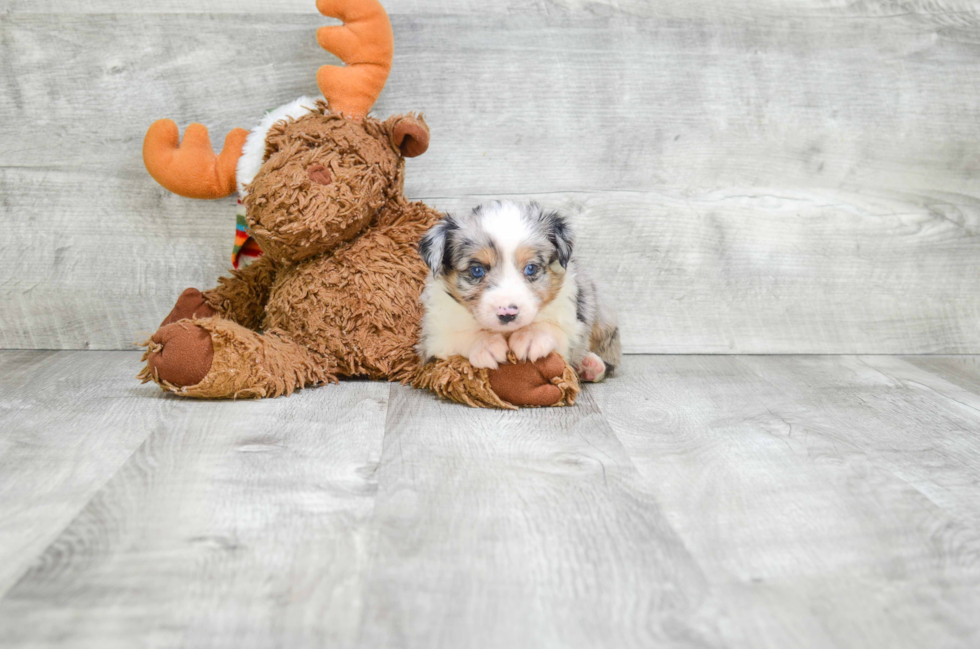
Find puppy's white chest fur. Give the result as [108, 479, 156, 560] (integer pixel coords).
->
[419, 278, 488, 360]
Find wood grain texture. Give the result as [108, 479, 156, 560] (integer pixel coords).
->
[902, 355, 980, 395]
[433, 190, 980, 354]
[739, 355, 980, 525]
[3, 0, 979, 20]
[0, 352, 160, 597]
[356, 384, 719, 649]
[2, 3, 980, 352]
[0, 360, 389, 649]
[3, 351, 980, 647]
[590, 355, 980, 649]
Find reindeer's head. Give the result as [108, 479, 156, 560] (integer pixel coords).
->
[142, 0, 429, 263]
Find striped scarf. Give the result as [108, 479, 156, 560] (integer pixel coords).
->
[232, 199, 263, 269]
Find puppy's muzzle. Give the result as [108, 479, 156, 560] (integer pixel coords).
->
[497, 305, 519, 324]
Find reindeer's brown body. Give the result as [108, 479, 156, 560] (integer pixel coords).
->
[138, 0, 579, 408]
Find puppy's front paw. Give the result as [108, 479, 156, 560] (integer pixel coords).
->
[509, 326, 557, 362]
[469, 333, 509, 369]
[576, 352, 607, 382]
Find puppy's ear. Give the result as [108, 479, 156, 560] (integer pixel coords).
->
[419, 215, 457, 275]
[541, 209, 574, 268]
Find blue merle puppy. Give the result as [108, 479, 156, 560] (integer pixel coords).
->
[417, 201, 620, 381]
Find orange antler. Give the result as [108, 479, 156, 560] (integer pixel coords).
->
[143, 120, 248, 199]
[316, 0, 394, 120]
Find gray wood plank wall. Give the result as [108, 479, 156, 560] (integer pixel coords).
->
[2, 1, 979, 352]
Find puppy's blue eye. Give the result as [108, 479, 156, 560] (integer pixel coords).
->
[524, 263, 538, 277]
[470, 266, 485, 279]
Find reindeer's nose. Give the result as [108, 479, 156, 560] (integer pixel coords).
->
[497, 305, 519, 324]
[307, 164, 332, 186]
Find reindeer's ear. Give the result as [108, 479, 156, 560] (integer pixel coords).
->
[386, 113, 430, 158]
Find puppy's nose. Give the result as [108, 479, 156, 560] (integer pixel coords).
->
[497, 305, 519, 324]
[307, 164, 332, 186]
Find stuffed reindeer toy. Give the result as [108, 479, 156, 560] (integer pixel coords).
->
[139, 0, 579, 408]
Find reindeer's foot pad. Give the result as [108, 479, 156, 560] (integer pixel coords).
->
[488, 352, 579, 408]
[576, 352, 607, 383]
[140, 321, 214, 388]
[161, 288, 217, 328]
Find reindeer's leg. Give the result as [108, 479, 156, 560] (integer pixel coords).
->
[139, 318, 334, 399]
[201, 256, 279, 330]
[412, 356, 514, 409]
[160, 287, 218, 327]
[160, 256, 278, 330]
[412, 352, 579, 409]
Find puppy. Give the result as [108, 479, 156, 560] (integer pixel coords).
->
[417, 201, 620, 382]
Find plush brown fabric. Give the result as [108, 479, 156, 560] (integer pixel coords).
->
[140, 103, 578, 408]
[245, 108, 398, 263]
[202, 255, 280, 330]
[161, 288, 218, 327]
[413, 356, 514, 409]
[390, 116, 430, 158]
[140, 317, 334, 399]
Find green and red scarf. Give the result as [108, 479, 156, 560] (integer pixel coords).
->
[232, 199, 263, 269]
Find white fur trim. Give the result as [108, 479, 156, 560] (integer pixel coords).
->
[236, 96, 320, 196]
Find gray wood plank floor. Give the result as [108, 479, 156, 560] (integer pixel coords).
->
[2, 351, 979, 648]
